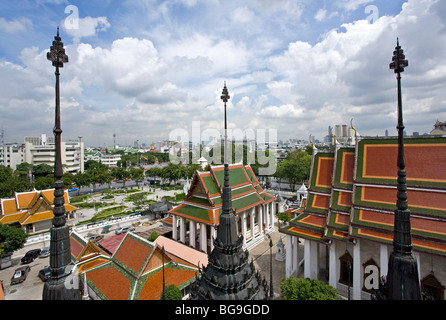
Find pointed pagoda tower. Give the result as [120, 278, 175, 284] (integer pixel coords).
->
[42, 28, 81, 300]
[385, 39, 421, 300]
[190, 83, 269, 300]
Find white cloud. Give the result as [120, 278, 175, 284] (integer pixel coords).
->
[2, 0, 446, 146]
[337, 0, 375, 11]
[0, 17, 32, 33]
[314, 9, 327, 22]
[258, 104, 304, 119]
[63, 16, 111, 41]
[232, 6, 255, 24]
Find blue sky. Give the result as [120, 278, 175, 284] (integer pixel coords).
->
[1, 0, 445, 147]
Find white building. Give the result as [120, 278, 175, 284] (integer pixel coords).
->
[0, 143, 26, 170]
[24, 134, 84, 173]
[100, 153, 121, 168]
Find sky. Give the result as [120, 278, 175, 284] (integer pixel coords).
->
[0, 0, 445, 148]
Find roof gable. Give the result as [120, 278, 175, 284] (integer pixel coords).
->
[1, 198, 18, 215]
[16, 191, 39, 209]
[112, 232, 154, 278]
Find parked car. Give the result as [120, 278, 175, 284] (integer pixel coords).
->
[115, 226, 135, 235]
[11, 266, 31, 285]
[38, 267, 51, 282]
[39, 247, 50, 258]
[90, 235, 104, 242]
[21, 249, 41, 264]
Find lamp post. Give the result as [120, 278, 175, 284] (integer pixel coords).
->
[162, 245, 166, 300]
[42, 27, 81, 300]
[267, 234, 274, 299]
[386, 38, 421, 300]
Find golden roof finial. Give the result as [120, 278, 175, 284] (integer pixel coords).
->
[350, 118, 357, 138]
[330, 127, 336, 146]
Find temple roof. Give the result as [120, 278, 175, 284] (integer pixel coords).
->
[170, 163, 274, 225]
[0, 188, 77, 227]
[280, 135, 446, 256]
[70, 232, 202, 300]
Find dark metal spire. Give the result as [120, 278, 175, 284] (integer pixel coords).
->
[386, 38, 421, 300]
[217, 83, 238, 246]
[43, 28, 81, 300]
[190, 83, 268, 300]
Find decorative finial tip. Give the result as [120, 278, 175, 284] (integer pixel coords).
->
[57, 26, 59, 36]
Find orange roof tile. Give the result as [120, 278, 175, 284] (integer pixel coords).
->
[0, 212, 23, 224]
[16, 191, 38, 209]
[87, 265, 132, 300]
[136, 267, 197, 300]
[1, 198, 19, 214]
[20, 210, 54, 225]
[112, 233, 153, 277]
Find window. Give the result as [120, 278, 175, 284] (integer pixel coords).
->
[421, 274, 444, 300]
[339, 251, 353, 286]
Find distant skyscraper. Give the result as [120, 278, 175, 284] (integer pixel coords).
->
[385, 129, 389, 137]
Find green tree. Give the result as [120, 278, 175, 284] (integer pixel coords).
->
[62, 172, 74, 188]
[148, 231, 159, 242]
[33, 174, 55, 190]
[160, 163, 186, 185]
[165, 284, 183, 300]
[112, 167, 130, 188]
[277, 150, 312, 191]
[73, 171, 92, 195]
[276, 211, 292, 227]
[99, 169, 114, 190]
[280, 277, 341, 300]
[84, 159, 108, 171]
[185, 164, 201, 179]
[129, 167, 145, 187]
[0, 165, 32, 197]
[32, 163, 53, 178]
[15, 162, 34, 181]
[146, 167, 161, 180]
[0, 224, 28, 256]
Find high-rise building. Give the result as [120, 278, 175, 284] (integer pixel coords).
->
[0, 143, 26, 170]
[24, 134, 84, 173]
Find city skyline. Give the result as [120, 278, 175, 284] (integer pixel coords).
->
[0, 0, 445, 147]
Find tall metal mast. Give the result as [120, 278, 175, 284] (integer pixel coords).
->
[386, 38, 421, 300]
[43, 27, 81, 300]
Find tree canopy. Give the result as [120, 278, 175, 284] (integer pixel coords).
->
[280, 277, 341, 300]
[275, 150, 311, 191]
[0, 224, 28, 256]
[165, 284, 183, 300]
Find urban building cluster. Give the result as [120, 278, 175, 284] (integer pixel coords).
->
[0, 134, 83, 173]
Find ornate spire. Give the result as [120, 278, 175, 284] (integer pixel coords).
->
[384, 38, 421, 300]
[42, 28, 80, 300]
[190, 83, 268, 300]
[217, 82, 238, 246]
